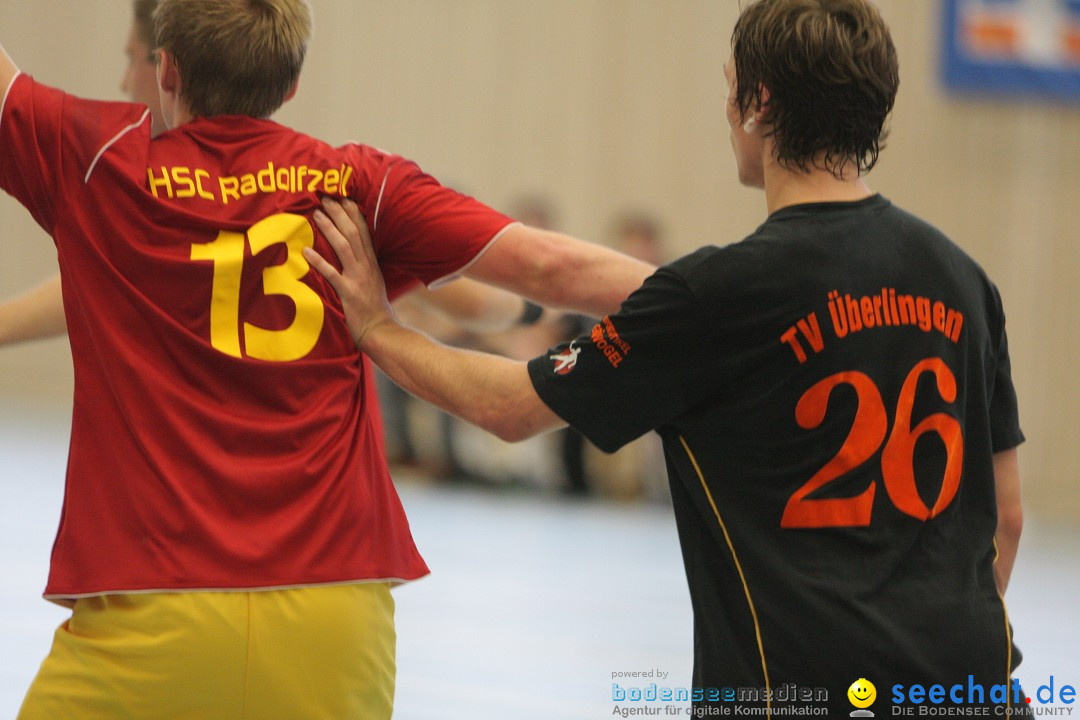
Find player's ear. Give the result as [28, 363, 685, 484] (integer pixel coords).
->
[755, 83, 771, 120]
[155, 50, 184, 129]
[157, 50, 180, 95]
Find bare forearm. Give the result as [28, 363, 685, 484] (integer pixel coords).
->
[467, 226, 654, 317]
[992, 448, 1023, 594]
[994, 529, 1020, 596]
[0, 274, 67, 346]
[418, 278, 534, 334]
[361, 319, 562, 442]
[546, 237, 654, 316]
[534, 233, 653, 316]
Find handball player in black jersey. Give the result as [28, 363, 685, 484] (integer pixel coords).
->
[308, 1, 1027, 716]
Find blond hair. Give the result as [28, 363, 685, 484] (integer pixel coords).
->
[154, 0, 312, 118]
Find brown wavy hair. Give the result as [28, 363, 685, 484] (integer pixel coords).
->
[153, 0, 312, 119]
[731, 0, 899, 177]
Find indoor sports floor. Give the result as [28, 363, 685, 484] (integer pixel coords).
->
[1, 406, 1077, 719]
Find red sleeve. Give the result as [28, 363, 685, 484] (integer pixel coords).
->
[351, 148, 517, 300]
[0, 73, 150, 234]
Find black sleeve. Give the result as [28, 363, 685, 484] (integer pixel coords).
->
[527, 264, 719, 453]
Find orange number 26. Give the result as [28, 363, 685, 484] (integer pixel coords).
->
[781, 358, 964, 529]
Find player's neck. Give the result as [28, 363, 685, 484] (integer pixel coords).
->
[166, 105, 195, 129]
[763, 159, 873, 215]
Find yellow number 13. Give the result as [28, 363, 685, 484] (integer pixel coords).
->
[190, 213, 324, 362]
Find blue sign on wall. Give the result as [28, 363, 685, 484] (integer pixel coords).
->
[942, 0, 1080, 102]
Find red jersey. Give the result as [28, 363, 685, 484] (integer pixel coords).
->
[0, 74, 516, 599]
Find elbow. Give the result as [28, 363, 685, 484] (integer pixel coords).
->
[484, 414, 536, 444]
[493, 425, 532, 444]
[998, 506, 1024, 546]
[466, 365, 554, 444]
[475, 401, 545, 445]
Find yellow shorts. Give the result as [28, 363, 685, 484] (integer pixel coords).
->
[18, 582, 395, 720]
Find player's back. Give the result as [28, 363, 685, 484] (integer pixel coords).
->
[661, 195, 1022, 708]
[1, 75, 447, 600]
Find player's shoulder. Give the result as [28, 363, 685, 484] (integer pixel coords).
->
[334, 140, 409, 169]
[9, 72, 148, 127]
[661, 228, 785, 288]
[860, 198, 1008, 324]
[333, 141, 438, 193]
[887, 199, 999, 286]
[644, 242, 775, 322]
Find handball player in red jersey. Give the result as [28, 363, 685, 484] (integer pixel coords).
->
[0, 1, 652, 717]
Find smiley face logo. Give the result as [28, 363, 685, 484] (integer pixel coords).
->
[848, 678, 877, 709]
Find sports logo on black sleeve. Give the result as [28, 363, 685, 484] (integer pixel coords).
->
[549, 342, 581, 375]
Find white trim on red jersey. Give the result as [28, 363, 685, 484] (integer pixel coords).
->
[0, 70, 21, 135]
[428, 220, 523, 289]
[84, 109, 151, 184]
[44, 576, 415, 607]
[373, 163, 394, 231]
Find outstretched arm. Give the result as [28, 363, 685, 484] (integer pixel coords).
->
[304, 198, 564, 442]
[464, 224, 654, 318]
[0, 274, 67, 346]
[0, 49, 70, 347]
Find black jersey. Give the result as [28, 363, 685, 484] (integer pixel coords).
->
[528, 195, 1024, 716]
